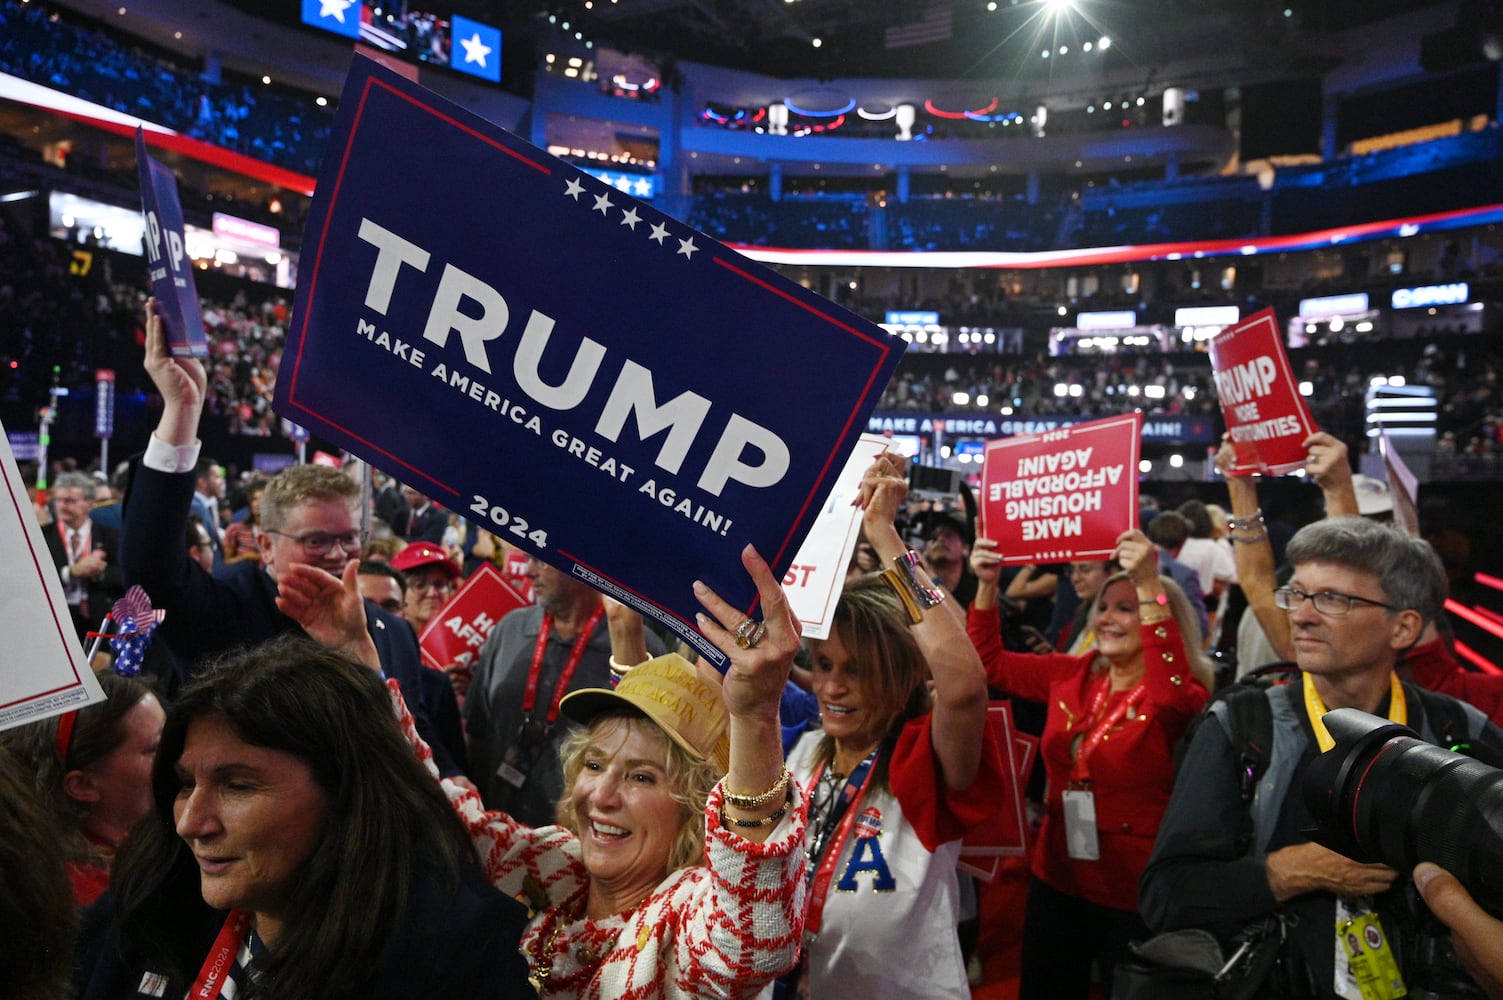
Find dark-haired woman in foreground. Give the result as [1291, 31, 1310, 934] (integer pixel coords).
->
[73, 635, 531, 999]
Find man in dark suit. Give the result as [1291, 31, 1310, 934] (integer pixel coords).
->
[122, 299, 468, 779]
[392, 485, 449, 544]
[45, 471, 125, 643]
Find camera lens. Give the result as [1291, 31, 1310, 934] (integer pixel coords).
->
[1303, 708, 1503, 916]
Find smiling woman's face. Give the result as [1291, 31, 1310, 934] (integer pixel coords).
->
[569, 719, 682, 907]
[172, 715, 328, 943]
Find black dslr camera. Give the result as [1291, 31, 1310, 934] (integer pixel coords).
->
[1302, 707, 1503, 917]
[1304, 708, 1503, 997]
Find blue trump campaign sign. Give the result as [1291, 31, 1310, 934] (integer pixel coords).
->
[275, 58, 903, 665]
[135, 128, 207, 358]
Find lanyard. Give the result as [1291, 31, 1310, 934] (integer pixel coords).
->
[188, 910, 251, 1000]
[521, 605, 605, 725]
[1304, 672, 1406, 753]
[1068, 675, 1146, 785]
[802, 751, 877, 937]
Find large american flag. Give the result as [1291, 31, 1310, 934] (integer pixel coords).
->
[884, 0, 954, 48]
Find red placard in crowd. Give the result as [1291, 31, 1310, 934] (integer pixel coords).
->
[1208, 307, 1319, 476]
[979, 413, 1141, 565]
[417, 563, 530, 671]
[957, 701, 1035, 879]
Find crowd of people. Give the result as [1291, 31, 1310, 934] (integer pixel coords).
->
[6, 292, 1503, 1000]
[0, 0, 333, 179]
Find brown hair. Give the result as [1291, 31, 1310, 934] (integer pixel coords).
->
[808, 575, 933, 790]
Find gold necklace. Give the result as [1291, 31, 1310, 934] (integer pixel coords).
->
[525, 900, 629, 996]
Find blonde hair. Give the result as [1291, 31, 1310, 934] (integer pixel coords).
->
[1091, 572, 1216, 691]
[260, 464, 360, 531]
[555, 716, 723, 873]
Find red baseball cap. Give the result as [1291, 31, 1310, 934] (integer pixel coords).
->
[390, 542, 460, 580]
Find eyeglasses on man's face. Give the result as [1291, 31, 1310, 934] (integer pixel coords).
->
[1273, 585, 1394, 617]
[266, 530, 365, 557]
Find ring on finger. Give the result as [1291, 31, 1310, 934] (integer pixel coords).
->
[733, 618, 767, 649]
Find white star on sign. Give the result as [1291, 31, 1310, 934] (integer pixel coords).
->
[320, 0, 355, 22]
[648, 222, 670, 244]
[614, 177, 633, 193]
[564, 178, 584, 200]
[459, 32, 492, 67]
[620, 207, 642, 230]
[592, 192, 615, 215]
[676, 237, 699, 259]
[633, 178, 652, 196]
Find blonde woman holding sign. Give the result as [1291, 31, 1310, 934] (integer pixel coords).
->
[967, 528, 1212, 1000]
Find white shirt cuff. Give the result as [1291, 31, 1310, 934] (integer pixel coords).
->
[143, 433, 201, 474]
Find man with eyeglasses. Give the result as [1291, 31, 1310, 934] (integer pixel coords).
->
[120, 299, 466, 778]
[1140, 515, 1503, 998]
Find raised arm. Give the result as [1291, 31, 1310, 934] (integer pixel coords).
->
[694, 544, 801, 843]
[859, 456, 990, 791]
[1215, 436, 1290, 662]
[1304, 431, 1358, 518]
[142, 297, 207, 449]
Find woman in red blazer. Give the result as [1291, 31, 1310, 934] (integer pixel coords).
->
[967, 529, 1213, 1000]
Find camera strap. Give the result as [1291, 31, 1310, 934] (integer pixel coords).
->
[1303, 673, 1406, 753]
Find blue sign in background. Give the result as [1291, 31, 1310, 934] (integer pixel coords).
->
[135, 129, 207, 358]
[449, 15, 502, 82]
[276, 59, 903, 664]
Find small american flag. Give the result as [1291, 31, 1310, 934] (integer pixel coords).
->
[107, 586, 165, 677]
[884, 0, 953, 48]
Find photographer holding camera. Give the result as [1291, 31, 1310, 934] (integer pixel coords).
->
[1140, 516, 1503, 998]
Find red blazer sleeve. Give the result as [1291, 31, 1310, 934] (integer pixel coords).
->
[887, 714, 1008, 853]
[966, 604, 1084, 702]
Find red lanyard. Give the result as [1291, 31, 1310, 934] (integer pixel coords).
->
[521, 605, 605, 725]
[1067, 675, 1146, 785]
[802, 756, 876, 937]
[188, 910, 251, 1000]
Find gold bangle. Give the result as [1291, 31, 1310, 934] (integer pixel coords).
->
[608, 655, 645, 676]
[879, 567, 926, 625]
[723, 766, 792, 810]
[721, 784, 794, 829]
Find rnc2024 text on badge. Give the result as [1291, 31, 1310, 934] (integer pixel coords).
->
[275, 57, 904, 664]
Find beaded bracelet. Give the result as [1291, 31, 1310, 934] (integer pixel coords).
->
[1228, 510, 1265, 531]
[1231, 531, 1269, 545]
[721, 784, 795, 829]
[723, 765, 792, 810]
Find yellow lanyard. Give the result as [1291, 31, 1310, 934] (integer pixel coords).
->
[1303, 672, 1406, 753]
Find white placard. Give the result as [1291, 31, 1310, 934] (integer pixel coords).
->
[0, 419, 105, 731]
[785, 434, 892, 640]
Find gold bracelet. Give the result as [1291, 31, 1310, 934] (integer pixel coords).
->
[721, 784, 794, 829]
[608, 655, 646, 677]
[878, 567, 926, 624]
[723, 766, 792, 810]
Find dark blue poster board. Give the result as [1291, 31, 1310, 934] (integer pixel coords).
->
[275, 58, 903, 664]
[135, 128, 207, 358]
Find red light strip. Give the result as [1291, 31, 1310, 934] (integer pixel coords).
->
[1453, 639, 1503, 676]
[924, 97, 998, 120]
[1476, 572, 1503, 593]
[1446, 598, 1503, 642]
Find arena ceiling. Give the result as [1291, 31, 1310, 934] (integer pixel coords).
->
[463, 0, 1458, 80]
